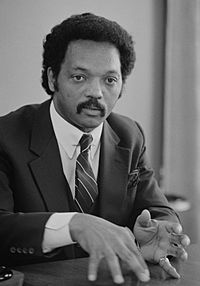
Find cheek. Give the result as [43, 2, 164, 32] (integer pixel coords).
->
[55, 94, 76, 117]
[106, 85, 122, 101]
[106, 94, 119, 109]
[58, 85, 78, 105]
[103, 101, 117, 117]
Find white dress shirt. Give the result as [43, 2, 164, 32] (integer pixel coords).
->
[42, 101, 103, 253]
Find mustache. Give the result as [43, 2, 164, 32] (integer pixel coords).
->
[77, 98, 106, 116]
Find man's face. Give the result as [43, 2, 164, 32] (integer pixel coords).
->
[48, 40, 123, 132]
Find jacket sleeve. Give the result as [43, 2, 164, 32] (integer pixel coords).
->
[0, 133, 53, 266]
[129, 122, 179, 226]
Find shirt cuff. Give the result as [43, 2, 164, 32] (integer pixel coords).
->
[42, 212, 77, 253]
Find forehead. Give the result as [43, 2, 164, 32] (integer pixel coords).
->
[62, 40, 121, 73]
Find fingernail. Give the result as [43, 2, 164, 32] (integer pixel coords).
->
[173, 268, 181, 279]
[175, 271, 181, 279]
[181, 252, 188, 260]
[144, 269, 150, 277]
[185, 252, 188, 259]
[139, 270, 150, 282]
[184, 237, 190, 245]
[88, 274, 96, 281]
[177, 225, 182, 233]
[114, 275, 124, 284]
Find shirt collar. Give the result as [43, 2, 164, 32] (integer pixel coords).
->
[50, 101, 103, 159]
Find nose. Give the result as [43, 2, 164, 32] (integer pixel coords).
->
[85, 79, 103, 99]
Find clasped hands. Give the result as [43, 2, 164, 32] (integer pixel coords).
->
[69, 210, 190, 284]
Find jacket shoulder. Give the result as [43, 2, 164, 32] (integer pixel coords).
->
[0, 103, 40, 125]
[0, 100, 50, 125]
[0, 100, 49, 142]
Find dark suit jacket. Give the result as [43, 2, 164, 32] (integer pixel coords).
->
[0, 100, 178, 266]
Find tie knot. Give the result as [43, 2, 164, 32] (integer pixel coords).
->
[79, 134, 93, 153]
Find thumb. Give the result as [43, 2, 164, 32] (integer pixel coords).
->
[137, 209, 151, 227]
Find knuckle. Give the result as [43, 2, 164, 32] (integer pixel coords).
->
[106, 251, 117, 262]
[121, 248, 136, 263]
[90, 249, 104, 262]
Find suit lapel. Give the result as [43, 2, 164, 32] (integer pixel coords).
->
[98, 121, 130, 225]
[28, 101, 131, 216]
[29, 100, 71, 212]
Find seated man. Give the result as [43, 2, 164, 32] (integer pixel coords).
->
[0, 13, 190, 284]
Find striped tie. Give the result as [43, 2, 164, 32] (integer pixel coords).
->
[74, 134, 98, 213]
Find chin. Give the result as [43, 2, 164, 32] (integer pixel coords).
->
[80, 121, 102, 132]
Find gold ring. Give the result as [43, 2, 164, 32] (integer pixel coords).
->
[159, 256, 168, 266]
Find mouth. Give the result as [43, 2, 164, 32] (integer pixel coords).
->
[86, 107, 100, 110]
[83, 104, 100, 110]
[82, 107, 101, 116]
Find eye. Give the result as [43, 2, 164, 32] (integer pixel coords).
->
[105, 77, 117, 85]
[72, 75, 86, 82]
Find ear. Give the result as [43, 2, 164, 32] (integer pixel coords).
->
[47, 67, 56, 93]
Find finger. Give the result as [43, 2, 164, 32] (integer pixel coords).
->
[166, 223, 182, 234]
[159, 257, 180, 279]
[167, 244, 187, 260]
[124, 227, 149, 271]
[117, 244, 150, 282]
[88, 253, 102, 282]
[105, 250, 124, 284]
[170, 233, 190, 248]
[137, 209, 152, 227]
[122, 249, 150, 282]
[180, 250, 188, 261]
[181, 235, 190, 247]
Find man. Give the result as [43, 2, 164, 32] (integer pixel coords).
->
[0, 13, 189, 284]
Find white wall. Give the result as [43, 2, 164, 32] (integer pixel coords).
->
[0, 0, 165, 179]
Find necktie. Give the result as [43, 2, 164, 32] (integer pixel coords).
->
[74, 134, 98, 213]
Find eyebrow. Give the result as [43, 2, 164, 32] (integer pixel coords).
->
[71, 67, 88, 72]
[71, 66, 121, 77]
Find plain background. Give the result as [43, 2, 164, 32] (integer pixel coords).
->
[0, 0, 165, 180]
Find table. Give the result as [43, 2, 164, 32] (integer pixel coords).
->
[14, 244, 200, 286]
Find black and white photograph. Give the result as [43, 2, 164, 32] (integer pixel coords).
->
[0, 1, 199, 285]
